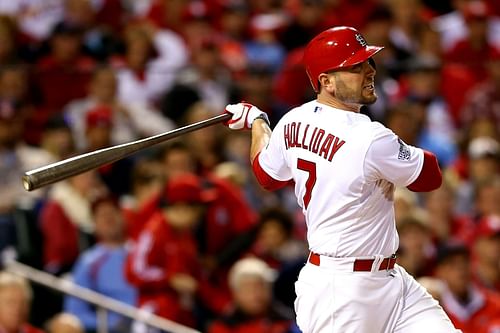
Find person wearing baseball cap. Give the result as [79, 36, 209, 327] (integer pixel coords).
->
[435, 244, 500, 332]
[125, 174, 227, 327]
[471, 215, 500, 292]
[223, 26, 459, 332]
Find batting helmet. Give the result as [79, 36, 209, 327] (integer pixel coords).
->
[303, 26, 384, 92]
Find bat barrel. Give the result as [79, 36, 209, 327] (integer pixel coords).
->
[22, 113, 231, 191]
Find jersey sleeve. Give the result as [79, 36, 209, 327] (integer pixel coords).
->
[257, 121, 293, 181]
[364, 125, 424, 187]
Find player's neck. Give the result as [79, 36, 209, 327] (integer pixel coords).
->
[316, 94, 362, 113]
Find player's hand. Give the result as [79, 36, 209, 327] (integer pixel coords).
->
[223, 102, 269, 130]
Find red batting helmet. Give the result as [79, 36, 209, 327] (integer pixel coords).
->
[303, 26, 384, 92]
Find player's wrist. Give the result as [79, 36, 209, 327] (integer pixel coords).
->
[250, 111, 270, 128]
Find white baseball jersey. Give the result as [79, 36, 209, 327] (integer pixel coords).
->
[257, 100, 424, 257]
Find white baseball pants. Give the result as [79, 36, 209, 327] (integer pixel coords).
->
[294, 257, 461, 333]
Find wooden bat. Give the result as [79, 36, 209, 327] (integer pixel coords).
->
[23, 113, 231, 191]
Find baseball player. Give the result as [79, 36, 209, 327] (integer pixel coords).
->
[223, 26, 461, 332]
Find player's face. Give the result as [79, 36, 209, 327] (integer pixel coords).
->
[330, 60, 377, 105]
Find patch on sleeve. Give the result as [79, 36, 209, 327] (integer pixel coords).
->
[398, 138, 411, 160]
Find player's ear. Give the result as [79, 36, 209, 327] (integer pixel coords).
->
[318, 72, 335, 93]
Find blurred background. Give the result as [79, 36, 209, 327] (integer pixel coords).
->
[0, 0, 498, 332]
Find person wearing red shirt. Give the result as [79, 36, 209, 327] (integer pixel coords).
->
[125, 175, 230, 328]
[435, 245, 500, 333]
[32, 22, 95, 141]
[472, 216, 500, 292]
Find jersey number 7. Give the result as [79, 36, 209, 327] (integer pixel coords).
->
[297, 158, 317, 209]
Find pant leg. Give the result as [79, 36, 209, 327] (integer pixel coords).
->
[393, 265, 462, 333]
[294, 263, 404, 333]
[294, 263, 335, 332]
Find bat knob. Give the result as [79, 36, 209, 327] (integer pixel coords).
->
[22, 175, 34, 192]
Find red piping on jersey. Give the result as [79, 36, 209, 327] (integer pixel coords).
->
[252, 152, 291, 191]
[407, 150, 442, 192]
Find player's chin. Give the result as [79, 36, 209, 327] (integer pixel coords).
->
[361, 93, 378, 105]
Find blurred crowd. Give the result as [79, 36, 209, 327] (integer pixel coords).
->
[0, 0, 499, 332]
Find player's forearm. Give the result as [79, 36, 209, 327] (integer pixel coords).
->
[250, 119, 272, 163]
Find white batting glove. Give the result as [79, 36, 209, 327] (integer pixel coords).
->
[224, 102, 269, 130]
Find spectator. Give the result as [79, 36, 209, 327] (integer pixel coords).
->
[82, 105, 134, 197]
[0, 99, 53, 254]
[64, 65, 174, 152]
[39, 170, 105, 275]
[39, 115, 75, 161]
[235, 64, 282, 126]
[62, 0, 124, 61]
[386, 0, 424, 55]
[452, 137, 500, 215]
[0, 65, 39, 145]
[166, 36, 235, 116]
[207, 257, 296, 333]
[0, 0, 64, 43]
[122, 156, 165, 241]
[472, 215, 500, 292]
[279, 0, 325, 52]
[126, 175, 228, 328]
[247, 207, 308, 270]
[422, 180, 475, 247]
[444, 1, 499, 83]
[64, 195, 137, 333]
[399, 55, 458, 167]
[434, 245, 500, 333]
[396, 215, 436, 277]
[244, 13, 286, 73]
[33, 21, 95, 129]
[158, 141, 258, 277]
[461, 46, 500, 134]
[0, 272, 44, 333]
[45, 313, 83, 333]
[182, 102, 225, 173]
[112, 21, 188, 107]
[431, 0, 500, 53]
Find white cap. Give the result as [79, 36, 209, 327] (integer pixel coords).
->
[468, 136, 499, 159]
[228, 257, 276, 290]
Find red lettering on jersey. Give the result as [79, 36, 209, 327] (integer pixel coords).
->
[328, 137, 346, 161]
[301, 124, 310, 150]
[289, 122, 296, 147]
[295, 122, 302, 148]
[311, 129, 325, 153]
[284, 124, 290, 149]
[319, 134, 334, 159]
[308, 127, 317, 151]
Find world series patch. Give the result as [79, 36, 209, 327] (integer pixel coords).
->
[398, 138, 411, 160]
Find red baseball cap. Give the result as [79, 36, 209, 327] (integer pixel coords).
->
[163, 174, 216, 205]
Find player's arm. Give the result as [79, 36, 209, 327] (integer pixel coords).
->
[365, 127, 441, 192]
[250, 118, 272, 163]
[406, 150, 441, 192]
[224, 103, 291, 191]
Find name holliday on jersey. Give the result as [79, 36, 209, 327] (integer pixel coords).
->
[283, 122, 346, 161]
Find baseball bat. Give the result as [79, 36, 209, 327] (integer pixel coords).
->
[22, 113, 232, 191]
